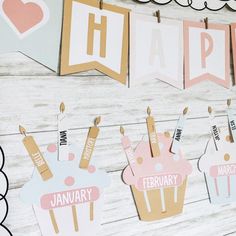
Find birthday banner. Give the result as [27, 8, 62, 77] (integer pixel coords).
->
[134, 0, 236, 11]
[0, 147, 12, 236]
[0, 0, 235, 88]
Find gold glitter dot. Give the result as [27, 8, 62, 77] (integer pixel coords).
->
[137, 157, 143, 164]
[224, 154, 230, 161]
[226, 135, 233, 143]
[226, 135, 231, 142]
[164, 132, 170, 138]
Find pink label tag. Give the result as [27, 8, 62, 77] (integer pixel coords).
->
[137, 174, 182, 191]
[40, 186, 100, 209]
[210, 164, 236, 177]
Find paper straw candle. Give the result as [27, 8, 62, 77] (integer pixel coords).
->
[19, 126, 60, 233]
[79, 117, 101, 221]
[146, 107, 160, 157]
[57, 102, 69, 161]
[120, 126, 151, 212]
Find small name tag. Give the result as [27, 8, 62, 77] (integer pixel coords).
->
[59, 130, 68, 146]
[210, 164, 236, 177]
[83, 137, 96, 161]
[32, 151, 46, 167]
[212, 125, 220, 141]
[228, 108, 236, 142]
[137, 174, 182, 191]
[40, 186, 99, 209]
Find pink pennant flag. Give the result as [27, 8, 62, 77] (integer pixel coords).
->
[184, 21, 230, 89]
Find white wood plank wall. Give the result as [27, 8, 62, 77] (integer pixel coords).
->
[0, 1, 236, 235]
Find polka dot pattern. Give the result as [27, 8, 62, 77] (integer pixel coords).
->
[155, 163, 163, 172]
[64, 176, 75, 186]
[224, 153, 230, 161]
[88, 165, 96, 173]
[47, 144, 57, 153]
[137, 157, 143, 164]
[68, 153, 75, 161]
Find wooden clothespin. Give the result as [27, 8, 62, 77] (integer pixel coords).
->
[99, 0, 103, 10]
[204, 17, 209, 30]
[156, 10, 161, 23]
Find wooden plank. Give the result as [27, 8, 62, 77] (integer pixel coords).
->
[0, 53, 103, 77]
[101, 199, 236, 236]
[1, 1, 236, 235]
[0, 75, 235, 135]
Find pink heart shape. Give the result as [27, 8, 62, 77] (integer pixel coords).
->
[2, 0, 44, 34]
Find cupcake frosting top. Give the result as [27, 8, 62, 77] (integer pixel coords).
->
[122, 133, 192, 191]
[21, 144, 110, 208]
[199, 130, 236, 177]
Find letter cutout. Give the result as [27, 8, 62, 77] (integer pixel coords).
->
[184, 21, 230, 88]
[130, 13, 183, 89]
[60, 0, 130, 85]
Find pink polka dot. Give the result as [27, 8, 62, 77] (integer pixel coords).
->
[47, 144, 57, 153]
[64, 176, 75, 186]
[88, 165, 96, 173]
[68, 153, 75, 161]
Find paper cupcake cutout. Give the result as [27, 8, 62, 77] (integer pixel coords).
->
[199, 103, 236, 204]
[120, 108, 192, 221]
[198, 130, 236, 204]
[0, 146, 12, 236]
[20, 121, 109, 236]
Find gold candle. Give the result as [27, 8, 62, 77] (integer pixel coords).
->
[19, 125, 59, 233]
[79, 117, 101, 169]
[146, 107, 160, 157]
[19, 125, 53, 181]
[79, 117, 101, 221]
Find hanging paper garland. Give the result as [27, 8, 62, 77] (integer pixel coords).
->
[0, 0, 235, 88]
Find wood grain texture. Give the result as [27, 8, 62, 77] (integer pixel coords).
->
[1, 0, 236, 235]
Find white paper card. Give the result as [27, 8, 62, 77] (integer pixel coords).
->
[130, 13, 183, 89]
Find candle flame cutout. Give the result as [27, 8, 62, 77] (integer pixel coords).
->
[227, 99, 232, 107]
[94, 116, 101, 127]
[19, 125, 27, 136]
[60, 102, 65, 113]
[120, 126, 125, 136]
[208, 106, 213, 115]
[147, 106, 151, 116]
[183, 107, 188, 115]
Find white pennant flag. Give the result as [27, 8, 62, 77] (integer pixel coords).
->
[130, 12, 183, 88]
